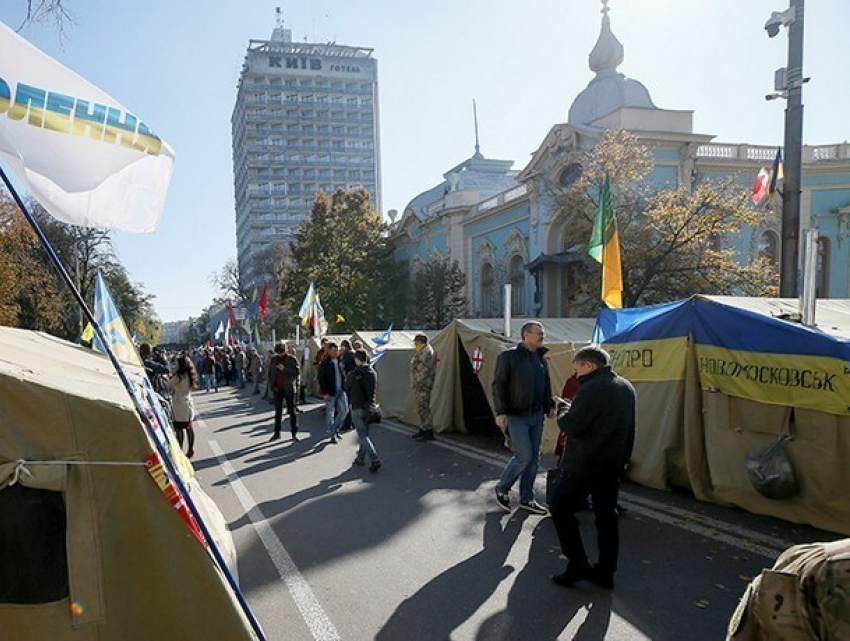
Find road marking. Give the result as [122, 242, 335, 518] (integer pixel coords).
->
[208, 438, 341, 641]
[381, 418, 791, 559]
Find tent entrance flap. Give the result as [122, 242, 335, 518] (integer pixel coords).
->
[457, 338, 499, 437]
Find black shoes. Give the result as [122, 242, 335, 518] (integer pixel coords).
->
[413, 430, 435, 442]
[494, 490, 511, 513]
[268, 433, 281, 442]
[551, 564, 614, 589]
[369, 460, 382, 472]
[519, 500, 548, 515]
[589, 565, 615, 589]
[551, 564, 592, 587]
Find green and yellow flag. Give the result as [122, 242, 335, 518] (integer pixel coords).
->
[588, 173, 623, 309]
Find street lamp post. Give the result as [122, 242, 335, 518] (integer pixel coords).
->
[766, 0, 806, 298]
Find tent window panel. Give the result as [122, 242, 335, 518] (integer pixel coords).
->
[0, 484, 69, 604]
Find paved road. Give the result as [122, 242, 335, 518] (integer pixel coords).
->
[189, 386, 838, 641]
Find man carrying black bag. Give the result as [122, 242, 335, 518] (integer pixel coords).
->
[549, 346, 635, 590]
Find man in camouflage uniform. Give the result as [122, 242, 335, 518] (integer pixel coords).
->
[410, 334, 436, 442]
[727, 538, 850, 640]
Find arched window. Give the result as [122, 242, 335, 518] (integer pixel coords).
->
[480, 263, 495, 317]
[509, 255, 526, 316]
[758, 230, 780, 263]
[816, 237, 830, 297]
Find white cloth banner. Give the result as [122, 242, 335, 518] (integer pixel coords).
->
[0, 21, 175, 233]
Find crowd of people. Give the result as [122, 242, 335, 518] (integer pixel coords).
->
[141, 321, 636, 590]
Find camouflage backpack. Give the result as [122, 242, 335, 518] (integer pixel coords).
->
[727, 539, 850, 640]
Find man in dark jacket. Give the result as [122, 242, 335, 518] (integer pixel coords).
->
[316, 342, 348, 443]
[492, 321, 556, 516]
[269, 342, 301, 442]
[550, 345, 636, 590]
[344, 349, 382, 472]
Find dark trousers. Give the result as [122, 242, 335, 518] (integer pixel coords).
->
[273, 389, 297, 435]
[549, 470, 620, 575]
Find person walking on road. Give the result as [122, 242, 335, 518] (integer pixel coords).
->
[345, 349, 382, 472]
[269, 342, 301, 442]
[549, 345, 636, 590]
[201, 349, 218, 393]
[168, 354, 198, 458]
[492, 321, 555, 516]
[410, 333, 436, 442]
[249, 346, 263, 394]
[234, 345, 247, 389]
[317, 341, 348, 444]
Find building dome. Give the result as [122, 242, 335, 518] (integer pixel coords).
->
[568, 2, 656, 127]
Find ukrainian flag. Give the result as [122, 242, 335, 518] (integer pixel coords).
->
[588, 173, 623, 309]
[92, 272, 142, 366]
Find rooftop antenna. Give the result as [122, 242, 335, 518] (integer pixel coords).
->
[473, 99, 482, 159]
[275, 5, 284, 28]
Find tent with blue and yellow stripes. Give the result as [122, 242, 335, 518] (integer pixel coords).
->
[595, 295, 850, 535]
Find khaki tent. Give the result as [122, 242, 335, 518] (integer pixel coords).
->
[350, 329, 439, 420]
[0, 328, 255, 639]
[595, 296, 850, 535]
[427, 318, 595, 452]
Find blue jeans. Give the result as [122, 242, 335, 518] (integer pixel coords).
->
[495, 411, 544, 503]
[324, 390, 348, 438]
[203, 373, 217, 392]
[352, 408, 379, 463]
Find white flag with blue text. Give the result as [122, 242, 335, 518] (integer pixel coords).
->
[0, 21, 175, 233]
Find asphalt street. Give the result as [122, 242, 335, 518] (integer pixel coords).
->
[189, 386, 839, 641]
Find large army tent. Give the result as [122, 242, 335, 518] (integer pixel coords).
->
[0, 328, 255, 639]
[428, 318, 595, 451]
[594, 295, 850, 535]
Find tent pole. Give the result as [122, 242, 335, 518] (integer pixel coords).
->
[0, 165, 266, 640]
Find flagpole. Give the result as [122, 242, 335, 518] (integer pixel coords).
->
[0, 165, 267, 640]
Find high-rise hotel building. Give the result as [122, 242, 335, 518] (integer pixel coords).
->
[232, 20, 381, 285]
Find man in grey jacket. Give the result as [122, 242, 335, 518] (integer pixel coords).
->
[550, 345, 636, 590]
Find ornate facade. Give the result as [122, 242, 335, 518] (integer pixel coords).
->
[390, 3, 850, 318]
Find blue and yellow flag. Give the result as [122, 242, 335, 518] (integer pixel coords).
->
[588, 173, 623, 309]
[92, 272, 142, 366]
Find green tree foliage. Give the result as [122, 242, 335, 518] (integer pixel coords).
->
[409, 254, 467, 329]
[279, 188, 407, 332]
[557, 130, 779, 312]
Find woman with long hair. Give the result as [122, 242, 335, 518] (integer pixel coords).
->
[168, 353, 198, 458]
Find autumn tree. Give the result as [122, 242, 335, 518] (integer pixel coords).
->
[279, 188, 407, 331]
[557, 130, 779, 313]
[409, 254, 467, 329]
[0, 197, 65, 332]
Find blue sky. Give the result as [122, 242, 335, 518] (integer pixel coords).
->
[1, 1, 847, 322]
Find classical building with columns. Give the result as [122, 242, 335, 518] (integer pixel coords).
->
[390, 3, 849, 318]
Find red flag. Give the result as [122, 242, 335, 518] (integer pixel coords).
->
[258, 283, 268, 318]
[751, 168, 770, 205]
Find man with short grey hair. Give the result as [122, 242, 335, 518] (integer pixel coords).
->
[491, 321, 556, 515]
[550, 345, 636, 590]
